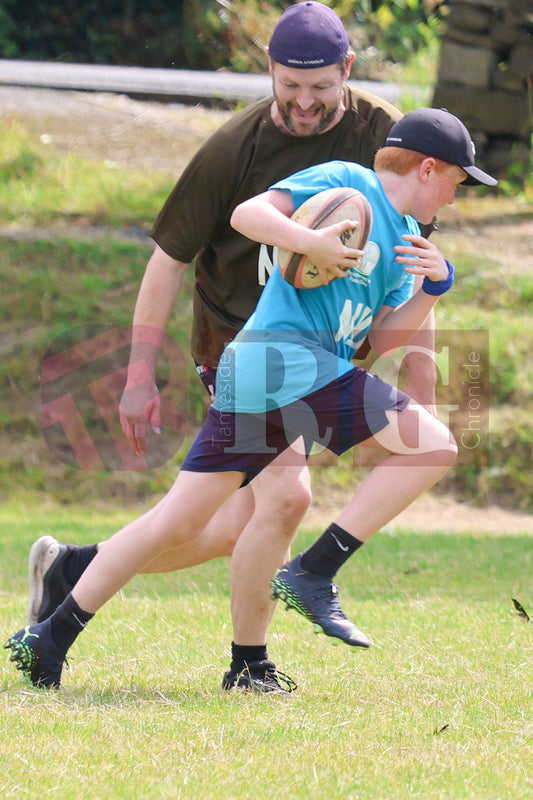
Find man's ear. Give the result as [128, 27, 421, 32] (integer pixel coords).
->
[266, 48, 274, 76]
[344, 51, 355, 78]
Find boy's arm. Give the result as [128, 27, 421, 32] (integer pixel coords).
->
[231, 190, 364, 284]
[403, 275, 437, 414]
[369, 234, 451, 358]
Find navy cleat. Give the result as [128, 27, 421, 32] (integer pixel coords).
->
[271, 553, 372, 648]
[27, 536, 76, 624]
[222, 659, 297, 694]
[4, 620, 67, 689]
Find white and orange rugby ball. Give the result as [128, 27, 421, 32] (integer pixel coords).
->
[278, 187, 373, 289]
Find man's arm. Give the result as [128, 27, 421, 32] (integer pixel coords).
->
[119, 244, 189, 455]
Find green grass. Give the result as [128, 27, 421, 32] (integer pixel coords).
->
[1, 223, 533, 509]
[2, 77, 533, 799]
[0, 117, 173, 227]
[1, 503, 533, 799]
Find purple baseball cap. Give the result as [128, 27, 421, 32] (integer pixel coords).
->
[385, 108, 498, 187]
[269, 1, 350, 69]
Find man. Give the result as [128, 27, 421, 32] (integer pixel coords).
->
[23, 2, 435, 693]
[6, 108, 497, 690]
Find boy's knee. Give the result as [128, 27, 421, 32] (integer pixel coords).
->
[255, 467, 312, 527]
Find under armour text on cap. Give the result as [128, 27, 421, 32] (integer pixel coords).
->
[385, 108, 498, 187]
[269, 1, 350, 69]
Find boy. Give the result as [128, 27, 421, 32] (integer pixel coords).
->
[6, 108, 497, 689]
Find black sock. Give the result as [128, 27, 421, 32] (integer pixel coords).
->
[300, 523, 364, 579]
[48, 593, 94, 653]
[63, 545, 98, 585]
[230, 642, 268, 672]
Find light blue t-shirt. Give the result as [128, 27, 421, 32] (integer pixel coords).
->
[213, 161, 419, 414]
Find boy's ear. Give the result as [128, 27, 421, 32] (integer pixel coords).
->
[419, 157, 437, 181]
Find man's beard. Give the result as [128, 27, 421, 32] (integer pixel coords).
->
[274, 95, 341, 137]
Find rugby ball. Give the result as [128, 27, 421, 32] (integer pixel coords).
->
[278, 187, 372, 289]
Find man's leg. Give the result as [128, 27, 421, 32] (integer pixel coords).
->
[229, 445, 311, 645]
[220, 444, 310, 693]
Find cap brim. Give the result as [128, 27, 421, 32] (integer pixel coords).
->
[462, 165, 498, 187]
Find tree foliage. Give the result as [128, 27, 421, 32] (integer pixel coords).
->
[0, 0, 185, 67]
[0, 0, 443, 74]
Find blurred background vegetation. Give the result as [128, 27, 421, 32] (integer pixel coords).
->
[0, 0, 532, 514]
[0, 0, 443, 78]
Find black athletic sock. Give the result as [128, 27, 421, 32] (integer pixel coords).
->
[48, 593, 94, 653]
[230, 642, 268, 672]
[63, 545, 98, 585]
[300, 522, 364, 579]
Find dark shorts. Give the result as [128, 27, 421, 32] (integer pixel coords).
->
[182, 367, 410, 481]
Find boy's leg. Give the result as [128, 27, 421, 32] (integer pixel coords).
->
[27, 457, 306, 624]
[272, 403, 457, 645]
[71, 470, 244, 613]
[110, 484, 256, 570]
[334, 404, 457, 537]
[7, 470, 243, 688]
[27, 451, 309, 693]
[27, 483, 255, 624]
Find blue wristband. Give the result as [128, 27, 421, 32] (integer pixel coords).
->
[422, 260, 455, 296]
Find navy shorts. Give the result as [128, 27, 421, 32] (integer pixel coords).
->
[182, 367, 410, 482]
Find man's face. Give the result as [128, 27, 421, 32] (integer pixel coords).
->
[270, 59, 351, 137]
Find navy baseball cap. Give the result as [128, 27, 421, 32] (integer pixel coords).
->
[385, 108, 498, 187]
[269, 1, 350, 69]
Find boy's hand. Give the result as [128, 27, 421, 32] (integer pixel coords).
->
[305, 220, 365, 284]
[394, 234, 448, 283]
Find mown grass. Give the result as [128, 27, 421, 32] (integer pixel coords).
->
[4, 221, 532, 509]
[0, 117, 173, 228]
[2, 71, 533, 800]
[1, 502, 533, 799]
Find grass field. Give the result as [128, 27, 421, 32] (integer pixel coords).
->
[1, 501, 533, 799]
[1, 90, 533, 799]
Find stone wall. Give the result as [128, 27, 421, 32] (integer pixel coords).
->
[432, 0, 533, 180]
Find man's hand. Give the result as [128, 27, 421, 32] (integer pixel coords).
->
[119, 380, 162, 456]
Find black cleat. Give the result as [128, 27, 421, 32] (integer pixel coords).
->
[4, 621, 67, 689]
[27, 536, 76, 624]
[271, 553, 372, 648]
[222, 659, 297, 694]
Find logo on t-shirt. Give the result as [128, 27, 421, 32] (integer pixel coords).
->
[258, 244, 276, 286]
[335, 300, 373, 353]
[348, 241, 379, 286]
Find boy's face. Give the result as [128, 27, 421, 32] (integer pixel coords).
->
[269, 59, 351, 137]
[413, 163, 467, 224]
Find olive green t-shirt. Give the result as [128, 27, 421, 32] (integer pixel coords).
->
[151, 86, 402, 368]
